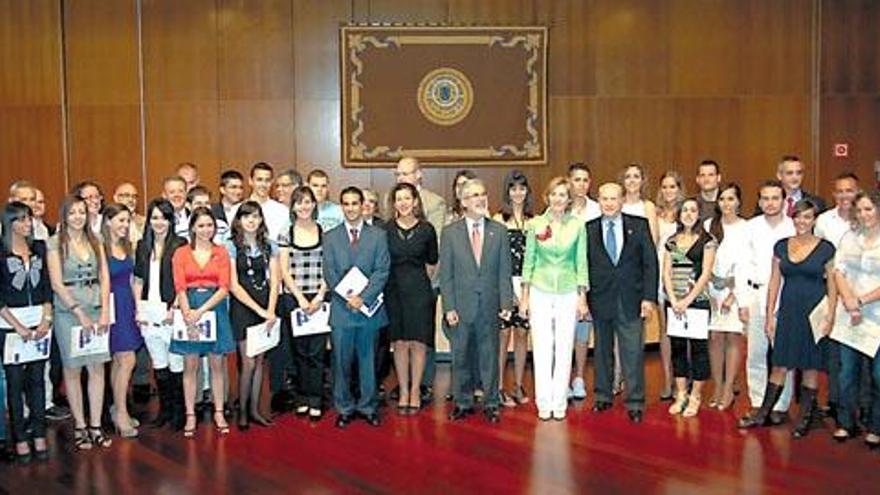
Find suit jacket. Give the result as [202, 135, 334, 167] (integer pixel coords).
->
[134, 235, 188, 305]
[439, 218, 514, 325]
[586, 214, 658, 321]
[322, 222, 390, 330]
[751, 189, 827, 218]
[420, 187, 447, 238]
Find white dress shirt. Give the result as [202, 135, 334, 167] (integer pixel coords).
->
[601, 214, 624, 262]
[572, 197, 601, 223]
[251, 196, 290, 242]
[736, 214, 795, 308]
[815, 207, 853, 248]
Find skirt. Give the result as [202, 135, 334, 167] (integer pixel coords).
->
[169, 288, 235, 356]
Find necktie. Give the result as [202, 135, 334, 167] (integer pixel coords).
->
[605, 220, 618, 265]
[471, 223, 482, 266]
[786, 197, 795, 218]
[350, 228, 359, 248]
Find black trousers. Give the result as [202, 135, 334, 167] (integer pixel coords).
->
[0, 331, 47, 443]
[593, 300, 646, 411]
[671, 336, 710, 381]
[293, 333, 327, 409]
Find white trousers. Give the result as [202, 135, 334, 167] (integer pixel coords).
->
[746, 292, 792, 412]
[144, 327, 184, 373]
[530, 288, 578, 414]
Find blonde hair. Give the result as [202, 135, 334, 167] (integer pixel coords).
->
[543, 176, 572, 211]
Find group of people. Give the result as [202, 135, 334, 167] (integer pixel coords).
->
[2, 155, 879, 465]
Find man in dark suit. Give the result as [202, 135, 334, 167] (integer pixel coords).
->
[323, 186, 390, 428]
[586, 183, 659, 423]
[439, 179, 514, 423]
[752, 154, 827, 217]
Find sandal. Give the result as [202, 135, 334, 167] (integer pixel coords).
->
[184, 413, 197, 438]
[513, 385, 530, 405]
[214, 409, 230, 435]
[74, 428, 93, 451]
[668, 391, 688, 415]
[682, 395, 702, 418]
[88, 426, 113, 448]
[500, 390, 517, 408]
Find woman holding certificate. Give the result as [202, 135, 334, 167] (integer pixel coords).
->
[384, 182, 438, 414]
[279, 186, 329, 421]
[227, 201, 279, 430]
[101, 203, 144, 439]
[171, 207, 235, 437]
[663, 198, 716, 417]
[134, 199, 186, 430]
[739, 199, 835, 438]
[832, 191, 880, 447]
[0, 202, 52, 462]
[705, 184, 748, 411]
[47, 195, 113, 450]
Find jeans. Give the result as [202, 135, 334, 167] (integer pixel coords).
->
[838, 345, 880, 433]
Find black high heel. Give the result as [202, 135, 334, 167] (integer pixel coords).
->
[87, 426, 112, 448]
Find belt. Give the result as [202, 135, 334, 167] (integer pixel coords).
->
[747, 280, 765, 290]
[63, 278, 98, 287]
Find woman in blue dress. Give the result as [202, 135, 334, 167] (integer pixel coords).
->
[739, 199, 836, 438]
[101, 203, 144, 438]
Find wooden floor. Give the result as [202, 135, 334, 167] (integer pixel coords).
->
[2, 354, 879, 495]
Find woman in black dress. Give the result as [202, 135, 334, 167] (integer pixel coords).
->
[227, 201, 280, 430]
[385, 182, 438, 413]
[492, 170, 533, 407]
[739, 199, 837, 437]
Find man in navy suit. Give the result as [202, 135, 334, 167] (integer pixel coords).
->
[586, 183, 658, 423]
[323, 186, 390, 428]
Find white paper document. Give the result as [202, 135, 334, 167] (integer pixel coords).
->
[334, 267, 383, 317]
[665, 307, 710, 340]
[831, 318, 880, 358]
[3, 330, 52, 365]
[246, 319, 280, 358]
[291, 303, 331, 337]
[170, 310, 217, 342]
[0, 305, 44, 329]
[70, 325, 110, 358]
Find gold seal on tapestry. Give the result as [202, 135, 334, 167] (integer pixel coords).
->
[416, 68, 474, 126]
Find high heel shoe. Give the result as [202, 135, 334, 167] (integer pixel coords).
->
[718, 394, 736, 411]
[682, 395, 702, 418]
[88, 426, 113, 448]
[249, 412, 274, 427]
[213, 410, 230, 435]
[114, 417, 139, 438]
[183, 413, 197, 438]
[237, 413, 250, 432]
[668, 391, 688, 415]
[73, 428, 93, 451]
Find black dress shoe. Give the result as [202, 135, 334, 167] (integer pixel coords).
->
[364, 413, 381, 427]
[335, 414, 353, 429]
[420, 386, 434, 403]
[592, 401, 612, 412]
[769, 411, 788, 426]
[627, 410, 643, 423]
[484, 408, 501, 424]
[448, 406, 474, 421]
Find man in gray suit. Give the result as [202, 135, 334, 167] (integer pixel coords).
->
[439, 179, 514, 423]
[323, 186, 390, 428]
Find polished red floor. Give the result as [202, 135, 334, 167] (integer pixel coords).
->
[2, 355, 879, 494]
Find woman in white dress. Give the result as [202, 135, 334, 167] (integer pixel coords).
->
[704, 183, 748, 410]
[655, 171, 685, 400]
[620, 163, 659, 244]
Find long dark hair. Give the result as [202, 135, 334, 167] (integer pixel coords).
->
[1, 201, 33, 252]
[57, 194, 101, 264]
[388, 182, 425, 221]
[500, 169, 533, 221]
[451, 169, 477, 217]
[100, 202, 132, 257]
[188, 207, 216, 247]
[143, 198, 178, 259]
[673, 198, 713, 245]
[709, 182, 742, 244]
[231, 200, 271, 258]
[290, 185, 318, 222]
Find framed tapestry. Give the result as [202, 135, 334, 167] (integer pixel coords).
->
[340, 25, 548, 168]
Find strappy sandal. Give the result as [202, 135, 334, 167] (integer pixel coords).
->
[513, 385, 530, 405]
[184, 413, 197, 438]
[214, 409, 230, 435]
[74, 428, 93, 451]
[500, 390, 517, 408]
[88, 426, 113, 448]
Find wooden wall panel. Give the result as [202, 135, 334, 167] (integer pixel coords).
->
[142, 0, 220, 198]
[217, 0, 295, 175]
[63, 0, 142, 200]
[821, 0, 880, 95]
[0, 0, 65, 220]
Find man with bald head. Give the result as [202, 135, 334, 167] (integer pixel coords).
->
[586, 183, 658, 423]
[114, 182, 146, 243]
